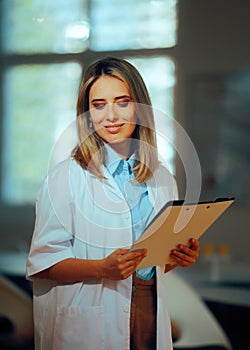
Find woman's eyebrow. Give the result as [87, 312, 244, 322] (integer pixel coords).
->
[91, 98, 105, 103]
[114, 95, 131, 101]
[91, 95, 131, 103]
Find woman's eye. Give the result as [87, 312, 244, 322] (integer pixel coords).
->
[117, 100, 130, 108]
[93, 103, 105, 110]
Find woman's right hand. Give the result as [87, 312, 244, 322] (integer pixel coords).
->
[100, 248, 147, 280]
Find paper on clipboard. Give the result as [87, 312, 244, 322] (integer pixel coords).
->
[130, 198, 234, 269]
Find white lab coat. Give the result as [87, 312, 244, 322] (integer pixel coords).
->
[26, 157, 177, 350]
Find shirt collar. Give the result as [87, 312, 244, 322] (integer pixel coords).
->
[104, 143, 135, 176]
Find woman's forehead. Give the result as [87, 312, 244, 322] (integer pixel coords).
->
[89, 75, 130, 100]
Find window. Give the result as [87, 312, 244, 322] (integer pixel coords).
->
[0, 0, 178, 205]
[90, 0, 177, 51]
[2, 0, 89, 54]
[2, 63, 81, 203]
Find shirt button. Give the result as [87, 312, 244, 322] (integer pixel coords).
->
[132, 286, 136, 292]
[123, 305, 129, 313]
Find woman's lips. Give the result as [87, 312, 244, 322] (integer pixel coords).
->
[104, 124, 124, 133]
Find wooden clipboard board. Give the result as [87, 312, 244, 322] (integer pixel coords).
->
[130, 198, 235, 269]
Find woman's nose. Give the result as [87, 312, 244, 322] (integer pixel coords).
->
[106, 103, 118, 122]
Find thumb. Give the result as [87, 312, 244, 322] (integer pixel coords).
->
[114, 248, 130, 255]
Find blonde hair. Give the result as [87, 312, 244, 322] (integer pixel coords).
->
[72, 57, 159, 183]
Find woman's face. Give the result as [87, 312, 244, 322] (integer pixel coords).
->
[88, 75, 136, 145]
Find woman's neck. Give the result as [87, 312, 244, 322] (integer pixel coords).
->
[107, 139, 133, 160]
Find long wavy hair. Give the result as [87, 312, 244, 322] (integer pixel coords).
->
[72, 56, 159, 183]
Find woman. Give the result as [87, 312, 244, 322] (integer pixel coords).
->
[26, 57, 199, 350]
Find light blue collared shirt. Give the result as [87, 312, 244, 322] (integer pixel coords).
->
[105, 144, 155, 280]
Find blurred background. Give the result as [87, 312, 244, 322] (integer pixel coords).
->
[0, 0, 249, 349]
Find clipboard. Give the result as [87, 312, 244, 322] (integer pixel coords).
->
[130, 198, 235, 269]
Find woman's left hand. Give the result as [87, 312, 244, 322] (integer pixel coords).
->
[165, 238, 200, 272]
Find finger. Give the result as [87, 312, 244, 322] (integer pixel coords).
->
[115, 248, 130, 255]
[171, 248, 198, 264]
[170, 252, 196, 267]
[172, 256, 193, 267]
[126, 249, 148, 261]
[119, 266, 135, 279]
[172, 250, 195, 262]
[118, 258, 144, 279]
[188, 238, 200, 251]
[121, 254, 146, 270]
[176, 243, 199, 258]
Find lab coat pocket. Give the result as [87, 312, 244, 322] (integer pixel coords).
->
[53, 305, 105, 350]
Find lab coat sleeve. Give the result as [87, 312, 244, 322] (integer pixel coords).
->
[26, 170, 75, 280]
